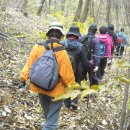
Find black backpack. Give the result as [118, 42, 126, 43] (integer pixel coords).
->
[79, 35, 94, 60]
[66, 48, 77, 75]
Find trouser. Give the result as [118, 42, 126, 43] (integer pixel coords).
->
[88, 70, 99, 86]
[97, 57, 107, 79]
[84, 65, 99, 86]
[82, 65, 99, 108]
[116, 45, 124, 57]
[39, 94, 63, 130]
[64, 79, 80, 110]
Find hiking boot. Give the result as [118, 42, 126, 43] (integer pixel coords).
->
[89, 93, 96, 99]
[70, 102, 78, 110]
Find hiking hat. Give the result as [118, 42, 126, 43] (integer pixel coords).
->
[66, 25, 81, 38]
[46, 22, 64, 37]
[108, 24, 114, 30]
[88, 24, 97, 33]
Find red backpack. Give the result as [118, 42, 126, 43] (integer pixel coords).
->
[117, 35, 123, 44]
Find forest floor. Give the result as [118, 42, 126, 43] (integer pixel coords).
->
[0, 9, 130, 130]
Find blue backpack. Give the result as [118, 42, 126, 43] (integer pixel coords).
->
[99, 42, 106, 56]
[30, 42, 65, 91]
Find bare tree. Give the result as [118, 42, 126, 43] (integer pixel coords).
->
[48, 0, 51, 11]
[89, 0, 95, 19]
[124, 0, 130, 30]
[119, 49, 130, 130]
[95, 0, 103, 24]
[0, 0, 9, 11]
[73, 0, 83, 22]
[127, 123, 130, 130]
[115, 0, 119, 31]
[37, 0, 46, 16]
[80, 0, 91, 23]
[61, 0, 65, 12]
[21, 0, 28, 17]
[106, 0, 111, 25]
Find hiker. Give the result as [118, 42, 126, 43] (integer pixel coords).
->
[18, 22, 75, 130]
[79, 24, 100, 85]
[61, 25, 90, 110]
[107, 24, 117, 56]
[97, 26, 113, 79]
[116, 28, 128, 57]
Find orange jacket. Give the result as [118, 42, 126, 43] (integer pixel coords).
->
[20, 43, 75, 97]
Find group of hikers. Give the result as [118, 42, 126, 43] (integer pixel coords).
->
[18, 22, 128, 130]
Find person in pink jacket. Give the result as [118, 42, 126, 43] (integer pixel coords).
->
[96, 26, 113, 79]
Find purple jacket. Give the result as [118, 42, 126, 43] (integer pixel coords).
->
[97, 34, 113, 59]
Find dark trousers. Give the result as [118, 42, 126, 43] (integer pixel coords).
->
[88, 70, 99, 86]
[97, 57, 107, 79]
[83, 65, 99, 86]
[116, 45, 124, 57]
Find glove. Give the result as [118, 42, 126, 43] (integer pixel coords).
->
[93, 66, 98, 72]
[18, 81, 26, 89]
[107, 59, 112, 66]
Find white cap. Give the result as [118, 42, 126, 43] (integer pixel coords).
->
[46, 22, 64, 36]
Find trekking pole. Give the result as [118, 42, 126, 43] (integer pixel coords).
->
[87, 69, 93, 108]
[124, 45, 128, 57]
[87, 95, 89, 108]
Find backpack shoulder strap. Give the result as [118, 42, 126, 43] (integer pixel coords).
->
[53, 46, 65, 52]
[80, 35, 88, 43]
[38, 42, 50, 50]
[37, 42, 65, 52]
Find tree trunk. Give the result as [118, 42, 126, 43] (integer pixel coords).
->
[73, 0, 83, 22]
[95, 0, 103, 24]
[90, 0, 95, 19]
[0, 0, 9, 11]
[89, 0, 95, 20]
[80, 0, 91, 23]
[127, 123, 130, 130]
[37, 0, 46, 16]
[61, 0, 65, 12]
[21, 0, 28, 17]
[106, 0, 111, 25]
[49, 0, 51, 11]
[115, 0, 119, 31]
[124, 0, 130, 30]
[54, 0, 56, 13]
[119, 49, 130, 130]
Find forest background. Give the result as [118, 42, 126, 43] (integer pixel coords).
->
[0, 0, 130, 130]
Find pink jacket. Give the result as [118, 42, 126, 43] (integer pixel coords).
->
[97, 34, 113, 59]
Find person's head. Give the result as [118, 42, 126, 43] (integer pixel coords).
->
[120, 28, 124, 32]
[46, 22, 64, 40]
[66, 25, 81, 40]
[99, 26, 107, 34]
[88, 24, 97, 34]
[108, 24, 114, 31]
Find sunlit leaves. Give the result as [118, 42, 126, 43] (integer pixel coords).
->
[116, 59, 130, 68]
[115, 76, 130, 84]
[128, 100, 130, 110]
[53, 89, 81, 101]
[127, 47, 130, 51]
[80, 89, 97, 99]
[53, 80, 106, 101]
[67, 82, 81, 89]
[70, 89, 81, 100]
[91, 85, 100, 90]
[81, 80, 90, 89]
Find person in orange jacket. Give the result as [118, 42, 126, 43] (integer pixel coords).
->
[19, 22, 75, 130]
